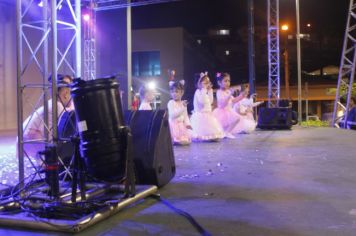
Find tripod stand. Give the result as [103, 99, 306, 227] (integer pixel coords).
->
[70, 126, 136, 202]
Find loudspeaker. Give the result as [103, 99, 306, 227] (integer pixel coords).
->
[278, 99, 290, 108]
[124, 110, 175, 187]
[57, 110, 77, 168]
[257, 107, 296, 129]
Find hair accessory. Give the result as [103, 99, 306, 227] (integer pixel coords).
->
[199, 71, 208, 79]
[168, 69, 176, 81]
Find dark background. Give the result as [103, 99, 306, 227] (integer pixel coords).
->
[131, 0, 349, 85]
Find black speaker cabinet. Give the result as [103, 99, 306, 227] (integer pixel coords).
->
[124, 110, 175, 187]
[257, 107, 295, 130]
[57, 110, 77, 167]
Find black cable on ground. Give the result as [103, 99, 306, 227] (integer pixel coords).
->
[150, 194, 212, 236]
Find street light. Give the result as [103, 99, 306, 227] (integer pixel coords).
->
[281, 24, 289, 31]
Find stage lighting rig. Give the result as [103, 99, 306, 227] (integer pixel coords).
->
[91, 0, 180, 11]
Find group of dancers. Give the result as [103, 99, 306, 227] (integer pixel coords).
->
[138, 72, 264, 145]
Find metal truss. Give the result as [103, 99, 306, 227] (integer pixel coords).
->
[92, 0, 179, 11]
[332, 0, 356, 128]
[0, 8, 5, 128]
[16, 0, 81, 187]
[83, 1, 96, 80]
[267, 0, 280, 108]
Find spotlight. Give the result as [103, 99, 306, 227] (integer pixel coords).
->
[83, 14, 90, 22]
[147, 81, 156, 90]
[71, 77, 126, 182]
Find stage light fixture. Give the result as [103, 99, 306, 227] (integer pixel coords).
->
[71, 77, 127, 182]
[147, 81, 156, 90]
[83, 14, 90, 22]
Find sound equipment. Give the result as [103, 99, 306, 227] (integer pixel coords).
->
[124, 110, 175, 187]
[57, 110, 76, 167]
[257, 107, 296, 129]
[71, 77, 127, 182]
[39, 145, 59, 197]
[278, 99, 290, 108]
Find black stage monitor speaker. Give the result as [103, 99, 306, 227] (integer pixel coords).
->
[124, 110, 175, 187]
[257, 107, 296, 130]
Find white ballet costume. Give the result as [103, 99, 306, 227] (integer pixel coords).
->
[213, 89, 240, 137]
[139, 101, 152, 110]
[167, 100, 192, 145]
[190, 88, 224, 141]
[233, 97, 260, 134]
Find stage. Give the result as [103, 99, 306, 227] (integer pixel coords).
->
[0, 127, 356, 235]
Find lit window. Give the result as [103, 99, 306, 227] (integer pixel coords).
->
[217, 29, 230, 36]
[132, 51, 161, 77]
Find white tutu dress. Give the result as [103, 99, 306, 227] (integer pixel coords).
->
[233, 98, 262, 134]
[213, 89, 240, 134]
[190, 89, 224, 141]
[167, 100, 192, 145]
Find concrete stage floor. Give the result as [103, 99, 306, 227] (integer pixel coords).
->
[0, 127, 356, 235]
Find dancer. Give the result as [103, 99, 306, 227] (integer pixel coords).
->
[233, 85, 263, 134]
[167, 80, 192, 145]
[213, 72, 245, 138]
[190, 72, 224, 141]
[138, 85, 154, 110]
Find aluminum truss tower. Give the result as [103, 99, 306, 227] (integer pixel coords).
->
[93, 0, 179, 11]
[0, 10, 5, 129]
[83, 1, 96, 81]
[332, 0, 356, 128]
[16, 0, 81, 187]
[267, 0, 280, 108]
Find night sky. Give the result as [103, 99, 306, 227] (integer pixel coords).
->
[132, 0, 349, 36]
[131, 0, 350, 84]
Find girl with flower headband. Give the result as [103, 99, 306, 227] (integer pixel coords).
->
[213, 72, 246, 138]
[167, 80, 192, 145]
[190, 72, 224, 141]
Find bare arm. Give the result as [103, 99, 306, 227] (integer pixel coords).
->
[232, 93, 246, 103]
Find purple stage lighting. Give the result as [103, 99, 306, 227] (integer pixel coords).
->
[83, 14, 90, 22]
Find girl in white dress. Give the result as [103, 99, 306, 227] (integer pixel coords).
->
[213, 73, 245, 138]
[233, 85, 264, 134]
[138, 85, 154, 110]
[167, 80, 192, 145]
[190, 72, 224, 141]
